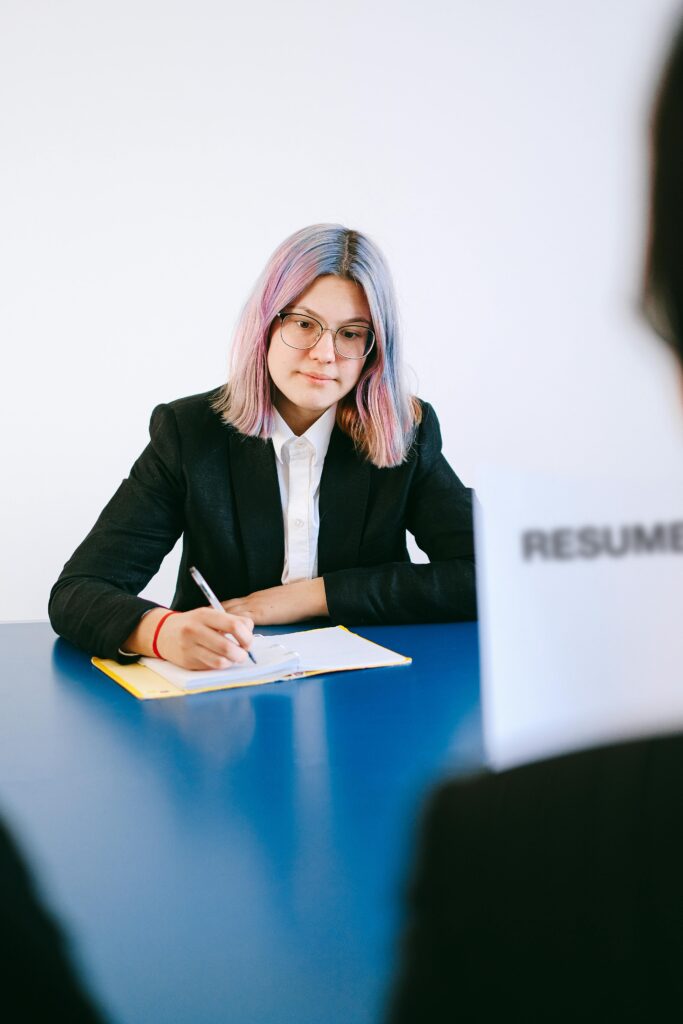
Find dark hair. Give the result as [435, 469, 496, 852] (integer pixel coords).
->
[644, 22, 683, 363]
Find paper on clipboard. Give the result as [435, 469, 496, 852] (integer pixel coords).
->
[91, 625, 411, 700]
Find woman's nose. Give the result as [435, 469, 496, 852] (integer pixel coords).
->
[312, 328, 337, 361]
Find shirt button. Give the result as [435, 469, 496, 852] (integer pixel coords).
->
[295, 518, 304, 528]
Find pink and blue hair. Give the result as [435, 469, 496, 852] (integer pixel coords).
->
[213, 224, 421, 468]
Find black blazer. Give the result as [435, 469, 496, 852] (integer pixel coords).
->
[386, 734, 683, 1022]
[49, 390, 476, 660]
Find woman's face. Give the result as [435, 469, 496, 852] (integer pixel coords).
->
[267, 275, 372, 434]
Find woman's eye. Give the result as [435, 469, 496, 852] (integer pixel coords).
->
[296, 320, 312, 330]
[342, 329, 360, 339]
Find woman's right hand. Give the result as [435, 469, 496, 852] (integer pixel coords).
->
[123, 607, 254, 670]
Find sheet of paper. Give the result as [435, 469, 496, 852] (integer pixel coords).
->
[475, 465, 683, 770]
[279, 626, 410, 672]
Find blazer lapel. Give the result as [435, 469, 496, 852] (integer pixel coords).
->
[228, 431, 285, 591]
[318, 427, 370, 574]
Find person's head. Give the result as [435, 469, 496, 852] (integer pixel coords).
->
[214, 224, 420, 467]
[644, 21, 683, 365]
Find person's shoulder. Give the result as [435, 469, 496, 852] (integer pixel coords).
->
[426, 730, 683, 828]
[160, 386, 225, 420]
[151, 387, 235, 435]
[414, 398, 440, 429]
[414, 397, 434, 416]
[407, 397, 442, 463]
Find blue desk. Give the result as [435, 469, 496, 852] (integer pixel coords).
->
[0, 622, 482, 1024]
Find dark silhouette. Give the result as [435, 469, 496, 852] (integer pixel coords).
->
[0, 816, 108, 1021]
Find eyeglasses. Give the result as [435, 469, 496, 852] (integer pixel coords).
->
[277, 311, 375, 360]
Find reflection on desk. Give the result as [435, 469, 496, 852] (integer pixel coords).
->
[0, 621, 481, 1024]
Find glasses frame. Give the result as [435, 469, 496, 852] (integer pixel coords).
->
[276, 311, 375, 360]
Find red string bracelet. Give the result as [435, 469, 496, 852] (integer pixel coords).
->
[152, 610, 179, 659]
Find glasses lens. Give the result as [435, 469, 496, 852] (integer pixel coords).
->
[335, 326, 374, 359]
[281, 315, 321, 349]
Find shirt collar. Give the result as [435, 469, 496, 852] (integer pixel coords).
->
[271, 404, 337, 466]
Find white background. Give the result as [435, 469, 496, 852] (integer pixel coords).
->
[3, 0, 683, 621]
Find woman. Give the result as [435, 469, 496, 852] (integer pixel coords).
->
[49, 225, 476, 669]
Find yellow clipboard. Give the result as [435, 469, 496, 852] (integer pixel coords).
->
[91, 626, 411, 700]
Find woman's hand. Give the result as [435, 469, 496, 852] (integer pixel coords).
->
[124, 607, 254, 670]
[222, 578, 328, 625]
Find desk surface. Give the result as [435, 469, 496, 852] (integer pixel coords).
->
[0, 622, 482, 1024]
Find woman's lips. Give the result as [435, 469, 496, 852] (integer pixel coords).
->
[300, 372, 335, 383]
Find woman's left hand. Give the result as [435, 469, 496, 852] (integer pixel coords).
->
[222, 577, 329, 625]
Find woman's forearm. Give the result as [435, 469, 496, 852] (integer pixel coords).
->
[222, 577, 329, 624]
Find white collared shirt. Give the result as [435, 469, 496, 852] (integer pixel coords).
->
[271, 405, 337, 584]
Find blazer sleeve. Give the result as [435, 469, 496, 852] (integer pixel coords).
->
[48, 404, 186, 660]
[322, 404, 476, 624]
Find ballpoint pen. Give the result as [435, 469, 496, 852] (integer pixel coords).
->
[189, 565, 257, 664]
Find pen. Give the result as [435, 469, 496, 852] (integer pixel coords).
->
[189, 565, 257, 664]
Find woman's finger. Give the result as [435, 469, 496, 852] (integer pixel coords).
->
[222, 601, 251, 620]
[160, 611, 248, 666]
[170, 619, 243, 668]
[190, 624, 249, 663]
[192, 639, 246, 669]
[193, 607, 254, 648]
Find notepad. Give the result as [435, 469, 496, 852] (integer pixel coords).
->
[91, 626, 411, 700]
[141, 637, 300, 689]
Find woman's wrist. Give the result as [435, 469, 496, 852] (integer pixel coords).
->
[122, 607, 170, 657]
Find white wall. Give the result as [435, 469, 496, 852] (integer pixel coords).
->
[2, 0, 683, 621]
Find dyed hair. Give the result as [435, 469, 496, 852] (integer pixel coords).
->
[213, 224, 421, 467]
[643, 21, 683, 364]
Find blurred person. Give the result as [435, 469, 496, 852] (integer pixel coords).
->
[0, 816, 109, 1021]
[386, 19, 683, 1024]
